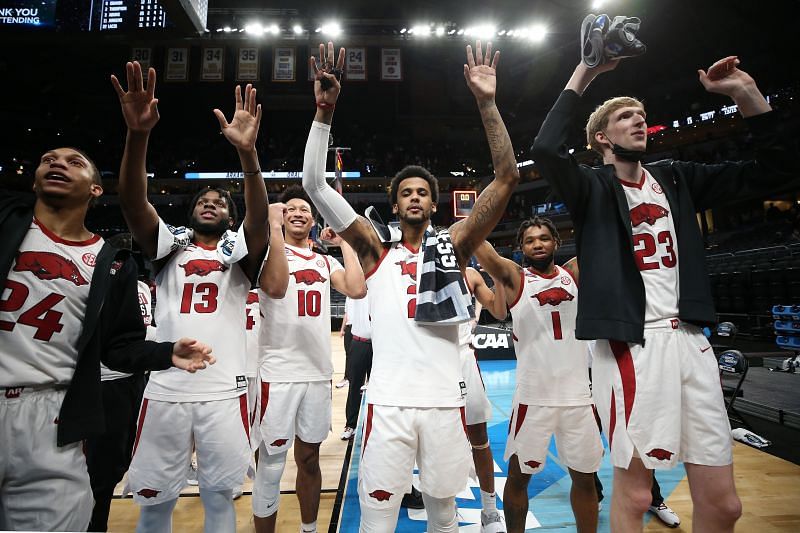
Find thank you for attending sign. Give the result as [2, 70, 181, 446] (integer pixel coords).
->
[381, 48, 402, 81]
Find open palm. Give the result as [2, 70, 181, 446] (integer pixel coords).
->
[214, 84, 262, 152]
[111, 61, 159, 133]
[464, 41, 500, 101]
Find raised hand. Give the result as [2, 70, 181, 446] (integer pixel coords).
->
[111, 61, 159, 133]
[214, 84, 263, 152]
[170, 338, 216, 372]
[464, 41, 500, 102]
[698, 56, 756, 97]
[311, 41, 346, 107]
[268, 202, 287, 229]
[320, 226, 343, 246]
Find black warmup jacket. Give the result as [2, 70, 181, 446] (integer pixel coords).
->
[0, 193, 175, 445]
[531, 89, 795, 344]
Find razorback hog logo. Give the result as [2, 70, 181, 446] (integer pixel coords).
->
[524, 460, 541, 469]
[629, 203, 669, 227]
[270, 438, 288, 447]
[246, 292, 259, 305]
[369, 489, 393, 502]
[646, 448, 674, 461]
[395, 260, 417, 280]
[180, 259, 228, 277]
[14, 251, 88, 286]
[292, 269, 326, 285]
[137, 488, 161, 499]
[533, 287, 574, 306]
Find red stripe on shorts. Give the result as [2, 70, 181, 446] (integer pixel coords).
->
[609, 340, 636, 426]
[609, 390, 617, 450]
[362, 403, 374, 456]
[259, 381, 270, 423]
[239, 394, 250, 441]
[507, 407, 515, 435]
[131, 398, 149, 458]
[514, 403, 528, 437]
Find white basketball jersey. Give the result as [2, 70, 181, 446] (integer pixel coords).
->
[145, 220, 251, 402]
[621, 170, 680, 322]
[245, 290, 260, 378]
[101, 280, 156, 381]
[259, 244, 342, 382]
[509, 265, 591, 406]
[0, 219, 103, 387]
[349, 294, 371, 340]
[366, 242, 464, 408]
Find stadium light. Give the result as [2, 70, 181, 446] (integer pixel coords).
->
[435, 26, 445, 36]
[591, 0, 606, 9]
[223, 26, 232, 33]
[244, 22, 263, 35]
[498, 29, 507, 36]
[268, 23, 280, 35]
[466, 24, 497, 39]
[321, 22, 342, 36]
[400, 27, 407, 34]
[411, 24, 430, 37]
[457, 28, 465, 35]
[447, 28, 456, 35]
[293, 24, 303, 34]
[529, 24, 547, 42]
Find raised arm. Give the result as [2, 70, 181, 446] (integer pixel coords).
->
[111, 61, 161, 257]
[472, 241, 522, 299]
[213, 84, 269, 281]
[698, 56, 770, 118]
[324, 227, 367, 299]
[301, 42, 383, 273]
[450, 41, 520, 265]
[259, 202, 289, 298]
[466, 266, 507, 320]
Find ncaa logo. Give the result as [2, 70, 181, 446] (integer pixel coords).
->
[651, 182, 663, 194]
[561, 275, 571, 285]
[82, 253, 96, 267]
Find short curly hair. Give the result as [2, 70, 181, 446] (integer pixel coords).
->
[516, 217, 561, 247]
[388, 165, 439, 205]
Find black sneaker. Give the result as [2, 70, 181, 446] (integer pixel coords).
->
[401, 486, 424, 509]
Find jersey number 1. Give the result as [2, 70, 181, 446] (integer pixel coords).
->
[551, 311, 563, 340]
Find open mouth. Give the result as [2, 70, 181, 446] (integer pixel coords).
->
[200, 211, 217, 220]
[289, 219, 306, 227]
[44, 171, 70, 183]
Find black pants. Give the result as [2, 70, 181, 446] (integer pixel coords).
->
[85, 374, 146, 531]
[342, 325, 353, 380]
[345, 339, 373, 428]
[594, 471, 664, 505]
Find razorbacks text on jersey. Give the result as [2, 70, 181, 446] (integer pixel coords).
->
[259, 244, 343, 382]
[509, 265, 591, 406]
[144, 219, 251, 402]
[621, 170, 680, 322]
[0, 219, 104, 387]
[365, 241, 463, 408]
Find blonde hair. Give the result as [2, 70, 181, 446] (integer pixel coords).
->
[585, 96, 644, 154]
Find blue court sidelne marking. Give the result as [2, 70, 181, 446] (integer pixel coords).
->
[338, 360, 686, 532]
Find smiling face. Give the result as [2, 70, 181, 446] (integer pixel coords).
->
[595, 105, 648, 155]
[393, 176, 436, 227]
[34, 148, 102, 207]
[521, 224, 558, 268]
[283, 197, 315, 241]
[189, 190, 233, 236]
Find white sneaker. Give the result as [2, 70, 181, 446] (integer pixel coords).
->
[649, 503, 680, 527]
[340, 427, 356, 440]
[186, 460, 198, 486]
[480, 510, 506, 533]
[335, 378, 349, 389]
[232, 486, 243, 500]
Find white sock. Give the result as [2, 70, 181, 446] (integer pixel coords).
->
[480, 490, 497, 514]
[300, 521, 317, 533]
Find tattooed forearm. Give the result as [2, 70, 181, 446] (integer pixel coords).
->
[472, 187, 497, 227]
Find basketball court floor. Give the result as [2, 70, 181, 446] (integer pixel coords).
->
[108, 335, 800, 532]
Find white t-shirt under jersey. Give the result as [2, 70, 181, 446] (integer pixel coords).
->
[101, 280, 157, 381]
[0, 219, 104, 387]
[259, 244, 343, 382]
[145, 219, 251, 402]
[365, 241, 464, 408]
[349, 294, 371, 340]
[620, 170, 680, 322]
[509, 265, 592, 406]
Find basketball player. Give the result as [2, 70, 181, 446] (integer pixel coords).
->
[112, 61, 271, 532]
[532, 51, 791, 531]
[461, 262, 508, 531]
[253, 185, 366, 533]
[341, 291, 370, 441]
[0, 149, 213, 531]
[302, 41, 520, 532]
[474, 218, 602, 532]
[86, 234, 158, 530]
